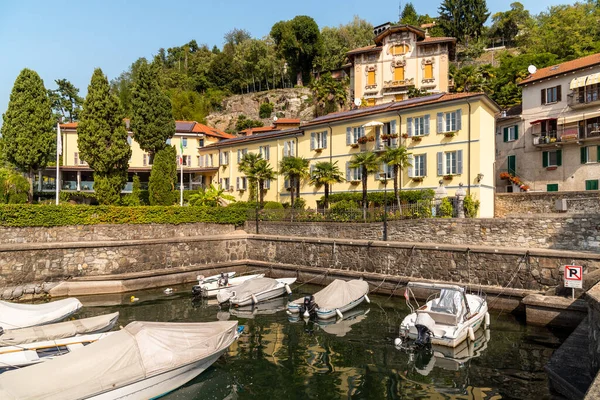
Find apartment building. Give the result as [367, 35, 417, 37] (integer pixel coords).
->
[347, 23, 456, 106]
[204, 92, 499, 217]
[496, 53, 600, 192]
[36, 120, 233, 193]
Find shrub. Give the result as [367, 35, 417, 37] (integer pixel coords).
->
[263, 201, 284, 209]
[325, 189, 434, 206]
[235, 115, 263, 131]
[259, 102, 273, 119]
[329, 200, 361, 222]
[149, 146, 177, 205]
[227, 201, 257, 210]
[292, 198, 306, 209]
[260, 201, 285, 220]
[464, 194, 480, 218]
[439, 198, 454, 218]
[0, 204, 247, 227]
[121, 175, 142, 206]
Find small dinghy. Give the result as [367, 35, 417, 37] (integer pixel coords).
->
[0, 312, 119, 347]
[287, 279, 370, 320]
[0, 298, 82, 330]
[396, 282, 489, 348]
[216, 277, 296, 307]
[0, 320, 240, 400]
[192, 273, 265, 297]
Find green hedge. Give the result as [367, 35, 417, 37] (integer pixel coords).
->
[0, 205, 246, 227]
[324, 189, 434, 206]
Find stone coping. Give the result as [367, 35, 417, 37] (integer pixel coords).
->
[523, 294, 588, 312]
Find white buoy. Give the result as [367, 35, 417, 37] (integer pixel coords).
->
[251, 294, 258, 304]
[485, 329, 490, 341]
[394, 337, 402, 347]
[467, 327, 475, 342]
[164, 288, 173, 294]
[130, 296, 139, 303]
[285, 284, 292, 295]
[335, 309, 343, 319]
[364, 295, 370, 304]
[303, 310, 310, 318]
[484, 312, 490, 328]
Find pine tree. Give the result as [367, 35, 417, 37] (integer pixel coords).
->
[400, 3, 419, 26]
[148, 146, 177, 205]
[77, 68, 131, 205]
[438, 0, 490, 44]
[1, 68, 55, 202]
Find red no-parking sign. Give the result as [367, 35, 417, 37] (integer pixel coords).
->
[564, 265, 583, 289]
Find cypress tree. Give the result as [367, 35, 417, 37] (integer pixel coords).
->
[77, 68, 131, 205]
[130, 61, 176, 204]
[1, 69, 54, 202]
[148, 146, 177, 205]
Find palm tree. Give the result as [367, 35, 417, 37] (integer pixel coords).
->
[249, 159, 277, 206]
[349, 151, 380, 219]
[309, 161, 345, 209]
[380, 146, 412, 209]
[238, 152, 262, 200]
[188, 184, 236, 207]
[278, 156, 309, 207]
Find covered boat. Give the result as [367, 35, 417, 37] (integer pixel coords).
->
[0, 312, 118, 347]
[287, 279, 370, 320]
[217, 277, 296, 306]
[0, 320, 240, 400]
[397, 282, 489, 348]
[0, 297, 82, 330]
[192, 273, 264, 297]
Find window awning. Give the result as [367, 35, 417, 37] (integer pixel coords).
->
[570, 73, 600, 89]
[530, 118, 557, 125]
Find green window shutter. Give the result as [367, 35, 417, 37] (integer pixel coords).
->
[581, 147, 588, 164]
[585, 180, 599, 191]
[542, 151, 548, 168]
[514, 125, 519, 140]
[508, 155, 516, 175]
[557, 150, 562, 166]
[503, 127, 508, 142]
[597, 145, 600, 162]
[547, 184, 558, 192]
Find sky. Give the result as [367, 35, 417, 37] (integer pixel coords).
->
[0, 0, 575, 124]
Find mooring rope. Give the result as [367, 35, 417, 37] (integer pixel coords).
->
[489, 251, 529, 316]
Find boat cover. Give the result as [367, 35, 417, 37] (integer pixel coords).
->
[217, 277, 280, 303]
[0, 320, 238, 400]
[430, 289, 464, 318]
[292, 279, 368, 311]
[0, 312, 119, 347]
[0, 298, 82, 330]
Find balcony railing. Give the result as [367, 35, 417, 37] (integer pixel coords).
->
[383, 78, 415, 89]
[533, 131, 559, 146]
[568, 88, 600, 108]
[533, 127, 600, 146]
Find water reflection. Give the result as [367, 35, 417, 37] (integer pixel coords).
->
[76, 283, 564, 399]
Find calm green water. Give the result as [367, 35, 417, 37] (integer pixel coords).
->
[77, 283, 568, 400]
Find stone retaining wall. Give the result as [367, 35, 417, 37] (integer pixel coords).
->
[247, 215, 600, 252]
[0, 223, 236, 244]
[496, 191, 600, 217]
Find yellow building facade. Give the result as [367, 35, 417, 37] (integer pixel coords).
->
[201, 93, 499, 217]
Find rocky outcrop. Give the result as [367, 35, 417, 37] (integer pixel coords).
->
[205, 88, 315, 132]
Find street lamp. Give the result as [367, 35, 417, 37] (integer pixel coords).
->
[255, 181, 259, 234]
[380, 172, 388, 241]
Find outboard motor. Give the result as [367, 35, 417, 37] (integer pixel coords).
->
[218, 273, 229, 287]
[414, 324, 432, 348]
[300, 295, 318, 318]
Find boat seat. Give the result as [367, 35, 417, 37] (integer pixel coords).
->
[422, 310, 459, 326]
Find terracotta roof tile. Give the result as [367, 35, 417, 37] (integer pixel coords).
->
[59, 122, 78, 129]
[240, 126, 277, 135]
[274, 118, 300, 124]
[347, 45, 381, 55]
[519, 53, 600, 85]
[417, 37, 456, 45]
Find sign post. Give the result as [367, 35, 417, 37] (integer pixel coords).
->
[564, 264, 583, 299]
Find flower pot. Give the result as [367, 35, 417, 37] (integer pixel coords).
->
[411, 136, 422, 142]
[443, 175, 453, 180]
[444, 132, 456, 138]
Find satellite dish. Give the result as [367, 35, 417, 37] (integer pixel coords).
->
[528, 65, 537, 74]
[354, 98, 362, 107]
[273, 116, 278, 122]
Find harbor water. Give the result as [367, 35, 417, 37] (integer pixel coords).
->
[77, 283, 569, 399]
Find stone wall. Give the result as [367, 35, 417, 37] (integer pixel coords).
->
[0, 236, 247, 288]
[0, 223, 236, 244]
[588, 283, 600, 377]
[247, 236, 600, 291]
[495, 191, 600, 217]
[247, 215, 600, 252]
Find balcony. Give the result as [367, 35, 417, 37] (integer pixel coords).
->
[383, 78, 415, 89]
[568, 87, 600, 109]
[533, 127, 600, 147]
[533, 131, 560, 147]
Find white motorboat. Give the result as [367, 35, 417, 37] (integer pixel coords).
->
[317, 307, 370, 337]
[0, 320, 240, 400]
[287, 279, 370, 320]
[397, 282, 489, 348]
[0, 297, 82, 330]
[0, 312, 119, 347]
[192, 273, 264, 297]
[217, 277, 296, 306]
[229, 297, 288, 319]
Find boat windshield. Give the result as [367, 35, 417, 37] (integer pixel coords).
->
[430, 289, 464, 317]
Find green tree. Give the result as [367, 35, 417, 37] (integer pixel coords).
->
[438, 0, 490, 45]
[148, 146, 177, 205]
[349, 151, 380, 219]
[380, 146, 412, 209]
[235, 115, 263, 132]
[315, 16, 373, 71]
[189, 184, 236, 207]
[271, 16, 323, 86]
[400, 3, 419, 25]
[238, 152, 262, 200]
[279, 156, 309, 208]
[0, 168, 29, 204]
[487, 2, 532, 47]
[78, 68, 131, 205]
[110, 58, 147, 118]
[251, 159, 277, 206]
[309, 161, 345, 209]
[48, 79, 84, 122]
[310, 73, 348, 116]
[1, 68, 55, 202]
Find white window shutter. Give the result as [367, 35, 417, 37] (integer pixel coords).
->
[391, 136, 398, 148]
[311, 132, 315, 150]
[346, 162, 350, 181]
[423, 154, 427, 176]
[236, 177, 240, 190]
[437, 152, 443, 175]
[219, 178, 222, 188]
[266, 146, 270, 160]
[457, 150, 463, 174]
[407, 118, 413, 137]
[346, 127, 352, 145]
[323, 131, 327, 149]
[375, 127, 381, 148]
[437, 113, 444, 133]
[457, 109, 462, 130]
[424, 115, 430, 135]
[292, 141, 296, 156]
[390, 120, 397, 134]
[284, 142, 289, 157]
[408, 155, 414, 177]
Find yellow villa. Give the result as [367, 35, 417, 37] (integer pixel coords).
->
[36, 120, 233, 193]
[202, 92, 499, 217]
